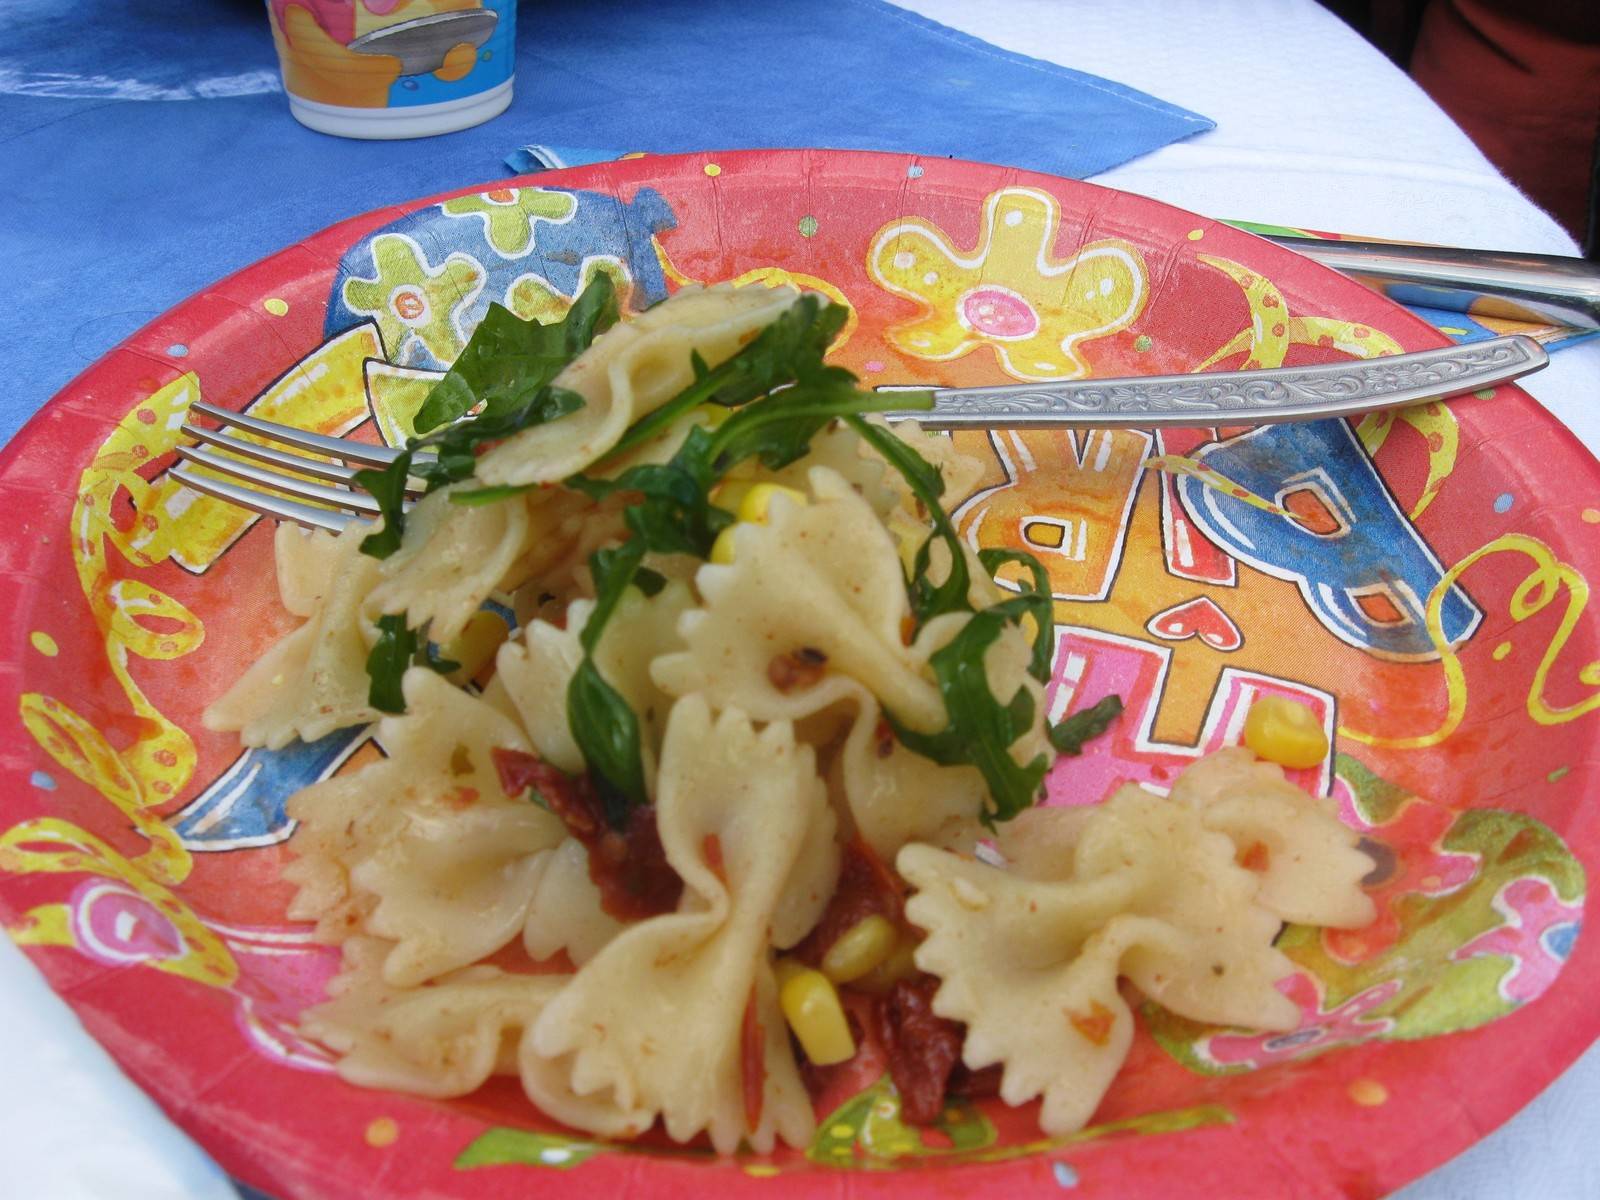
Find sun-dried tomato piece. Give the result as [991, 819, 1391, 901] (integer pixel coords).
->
[793, 837, 905, 968]
[741, 985, 765, 1131]
[767, 647, 829, 692]
[491, 748, 682, 920]
[873, 973, 964, 1125]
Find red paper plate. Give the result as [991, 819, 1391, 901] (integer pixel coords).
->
[2, 150, 1596, 1200]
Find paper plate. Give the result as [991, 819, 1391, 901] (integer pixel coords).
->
[2, 150, 1596, 1200]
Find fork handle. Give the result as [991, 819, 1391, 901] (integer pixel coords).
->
[883, 334, 1546, 430]
[1261, 234, 1600, 331]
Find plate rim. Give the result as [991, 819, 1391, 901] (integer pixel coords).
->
[1, 147, 1596, 1200]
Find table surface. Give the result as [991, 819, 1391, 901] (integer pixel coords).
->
[3, 1, 1598, 1196]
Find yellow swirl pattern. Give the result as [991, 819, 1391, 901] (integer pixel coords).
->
[1142, 455, 1303, 522]
[1341, 533, 1600, 748]
[1356, 399, 1460, 520]
[6, 325, 380, 984]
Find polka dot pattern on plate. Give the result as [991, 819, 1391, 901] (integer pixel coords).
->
[1348, 1078, 1388, 1106]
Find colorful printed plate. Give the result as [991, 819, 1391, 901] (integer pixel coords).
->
[2, 151, 1597, 1200]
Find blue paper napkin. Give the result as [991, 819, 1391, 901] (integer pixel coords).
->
[0, 0, 1213, 443]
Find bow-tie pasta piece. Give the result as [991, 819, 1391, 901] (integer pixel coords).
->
[476, 283, 801, 487]
[828, 685, 987, 858]
[303, 936, 566, 1098]
[1169, 747, 1376, 928]
[888, 420, 988, 511]
[498, 579, 692, 785]
[901, 786, 1302, 1136]
[203, 521, 381, 748]
[521, 697, 828, 1153]
[272, 523, 348, 617]
[724, 419, 899, 520]
[285, 669, 566, 986]
[653, 465, 945, 733]
[522, 837, 628, 966]
[364, 483, 537, 646]
[828, 607, 1044, 857]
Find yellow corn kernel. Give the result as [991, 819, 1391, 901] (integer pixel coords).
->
[444, 609, 511, 682]
[821, 914, 897, 984]
[851, 938, 918, 996]
[709, 525, 739, 565]
[1243, 695, 1329, 769]
[736, 482, 807, 524]
[711, 479, 754, 512]
[776, 961, 855, 1065]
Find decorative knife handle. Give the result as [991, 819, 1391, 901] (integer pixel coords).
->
[884, 334, 1547, 430]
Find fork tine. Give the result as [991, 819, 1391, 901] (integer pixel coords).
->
[176, 444, 386, 516]
[169, 466, 355, 533]
[183, 424, 362, 486]
[188, 400, 435, 469]
[180, 424, 429, 496]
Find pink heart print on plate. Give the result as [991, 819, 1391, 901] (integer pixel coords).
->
[1144, 595, 1243, 651]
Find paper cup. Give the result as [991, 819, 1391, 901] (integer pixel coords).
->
[265, 1, 516, 139]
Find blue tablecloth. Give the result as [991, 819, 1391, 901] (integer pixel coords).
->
[0, 0, 1214, 443]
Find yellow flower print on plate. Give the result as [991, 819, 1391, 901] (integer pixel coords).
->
[341, 232, 485, 365]
[439, 187, 577, 258]
[869, 187, 1148, 381]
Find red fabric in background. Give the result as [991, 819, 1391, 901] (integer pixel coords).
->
[1410, 0, 1600, 240]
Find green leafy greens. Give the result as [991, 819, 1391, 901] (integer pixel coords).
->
[1049, 694, 1125, 756]
[365, 613, 460, 714]
[352, 277, 1123, 828]
[844, 417, 1100, 825]
[353, 276, 620, 559]
[559, 295, 933, 811]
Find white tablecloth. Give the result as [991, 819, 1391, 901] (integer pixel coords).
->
[5, 1, 1597, 1196]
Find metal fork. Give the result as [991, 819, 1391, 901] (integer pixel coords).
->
[168, 333, 1547, 532]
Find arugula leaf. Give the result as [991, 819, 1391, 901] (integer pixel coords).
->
[887, 596, 1052, 825]
[355, 457, 416, 560]
[565, 428, 726, 558]
[1048, 694, 1124, 756]
[356, 385, 587, 559]
[365, 613, 460, 714]
[710, 385, 929, 474]
[978, 548, 1055, 684]
[354, 276, 619, 558]
[602, 295, 851, 463]
[844, 415, 972, 625]
[565, 541, 652, 823]
[414, 279, 619, 433]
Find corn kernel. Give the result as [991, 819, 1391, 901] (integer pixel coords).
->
[821, 914, 897, 984]
[775, 960, 855, 1065]
[1243, 695, 1329, 769]
[851, 938, 918, 996]
[712, 480, 754, 513]
[736, 482, 807, 524]
[444, 609, 510, 682]
[710, 525, 739, 565]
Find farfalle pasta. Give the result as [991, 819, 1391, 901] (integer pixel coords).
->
[208, 277, 1376, 1152]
